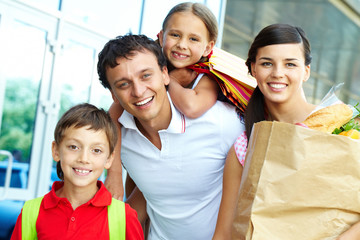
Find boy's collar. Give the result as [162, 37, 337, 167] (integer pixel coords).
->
[44, 181, 112, 209]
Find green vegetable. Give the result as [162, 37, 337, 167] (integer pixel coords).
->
[332, 103, 360, 135]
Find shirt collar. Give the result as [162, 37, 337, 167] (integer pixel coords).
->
[120, 92, 186, 134]
[43, 181, 112, 209]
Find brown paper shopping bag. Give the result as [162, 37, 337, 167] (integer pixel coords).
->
[233, 121, 360, 240]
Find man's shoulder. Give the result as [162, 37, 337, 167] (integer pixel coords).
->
[209, 101, 240, 118]
[187, 100, 242, 127]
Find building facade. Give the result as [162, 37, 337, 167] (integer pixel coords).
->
[0, 0, 359, 201]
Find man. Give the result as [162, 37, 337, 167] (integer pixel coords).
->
[97, 34, 244, 240]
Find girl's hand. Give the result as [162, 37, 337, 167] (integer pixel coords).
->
[169, 68, 198, 87]
[337, 221, 360, 240]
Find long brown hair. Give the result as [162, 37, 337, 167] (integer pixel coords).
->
[245, 24, 312, 141]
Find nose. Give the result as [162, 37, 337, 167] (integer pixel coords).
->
[271, 65, 285, 78]
[131, 80, 146, 97]
[176, 37, 187, 50]
[78, 150, 90, 164]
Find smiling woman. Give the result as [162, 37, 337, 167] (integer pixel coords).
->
[251, 43, 311, 116]
[213, 23, 360, 240]
[244, 24, 315, 139]
[213, 23, 317, 239]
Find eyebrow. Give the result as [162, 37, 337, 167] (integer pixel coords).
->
[66, 137, 108, 146]
[168, 28, 202, 39]
[189, 32, 201, 38]
[259, 57, 300, 61]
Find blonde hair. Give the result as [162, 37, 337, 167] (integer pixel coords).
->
[162, 2, 218, 43]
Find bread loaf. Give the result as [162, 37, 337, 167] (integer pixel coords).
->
[302, 104, 353, 133]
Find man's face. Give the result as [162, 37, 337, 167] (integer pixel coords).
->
[106, 50, 170, 126]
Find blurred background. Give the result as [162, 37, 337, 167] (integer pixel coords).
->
[0, 0, 359, 238]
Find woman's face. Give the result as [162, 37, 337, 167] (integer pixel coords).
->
[251, 43, 310, 105]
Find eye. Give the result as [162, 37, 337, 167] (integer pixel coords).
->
[170, 33, 180, 38]
[68, 145, 78, 150]
[190, 37, 199, 42]
[142, 73, 152, 80]
[92, 148, 103, 154]
[116, 81, 129, 89]
[260, 62, 272, 67]
[286, 63, 296, 67]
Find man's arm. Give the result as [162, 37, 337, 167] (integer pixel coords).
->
[105, 101, 124, 200]
[126, 186, 148, 225]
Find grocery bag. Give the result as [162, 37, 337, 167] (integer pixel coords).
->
[232, 121, 360, 240]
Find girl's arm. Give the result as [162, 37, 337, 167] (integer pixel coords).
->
[337, 221, 360, 240]
[104, 101, 124, 200]
[212, 145, 244, 240]
[168, 69, 219, 119]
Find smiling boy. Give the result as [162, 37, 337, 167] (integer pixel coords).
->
[11, 103, 143, 240]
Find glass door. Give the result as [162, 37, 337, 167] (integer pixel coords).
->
[0, 1, 58, 201]
[0, 0, 113, 203]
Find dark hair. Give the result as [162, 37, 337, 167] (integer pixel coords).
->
[162, 2, 218, 43]
[97, 34, 167, 89]
[54, 103, 118, 180]
[245, 24, 312, 141]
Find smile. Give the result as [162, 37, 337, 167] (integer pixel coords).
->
[135, 96, 153, 106]
[74, 168, 91, 174]
[172, 51, 188, 59]
[269, 83, 287, 89]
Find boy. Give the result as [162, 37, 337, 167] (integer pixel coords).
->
[11, 103, 143, 239]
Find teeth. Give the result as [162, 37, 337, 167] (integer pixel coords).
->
[173, 52, 187, 58]
[269, 83, 286, 89]
[135, 97, 153, 106]
[75, 168, 90, 174]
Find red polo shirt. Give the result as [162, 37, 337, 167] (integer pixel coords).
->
[11, 181, 144, 240]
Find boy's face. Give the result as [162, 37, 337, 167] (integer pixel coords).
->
[52, 125, 113, 191]
[106, 50, 171, 127]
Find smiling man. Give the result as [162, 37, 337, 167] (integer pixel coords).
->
[97, 34, 244, 240]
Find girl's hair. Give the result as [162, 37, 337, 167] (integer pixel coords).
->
[245, 23, 312, 141]
[162, 2, 218, 43]
[54, 103, 118, 180]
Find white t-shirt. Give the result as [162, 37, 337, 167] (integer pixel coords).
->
[119, 92, 244, 239]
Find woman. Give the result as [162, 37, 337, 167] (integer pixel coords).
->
[213, 23, 359, 240]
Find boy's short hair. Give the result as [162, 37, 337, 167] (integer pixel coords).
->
[97, 33, 167, 89]
[54, 103, 118, 180]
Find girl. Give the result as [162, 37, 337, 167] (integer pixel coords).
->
[106, 2, 222, 199]
[212, 23, 360, 240]
[157, 2, 219, 118]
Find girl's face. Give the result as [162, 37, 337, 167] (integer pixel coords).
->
[251, 43, 310, 105]
[159, 11, 215, 68]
